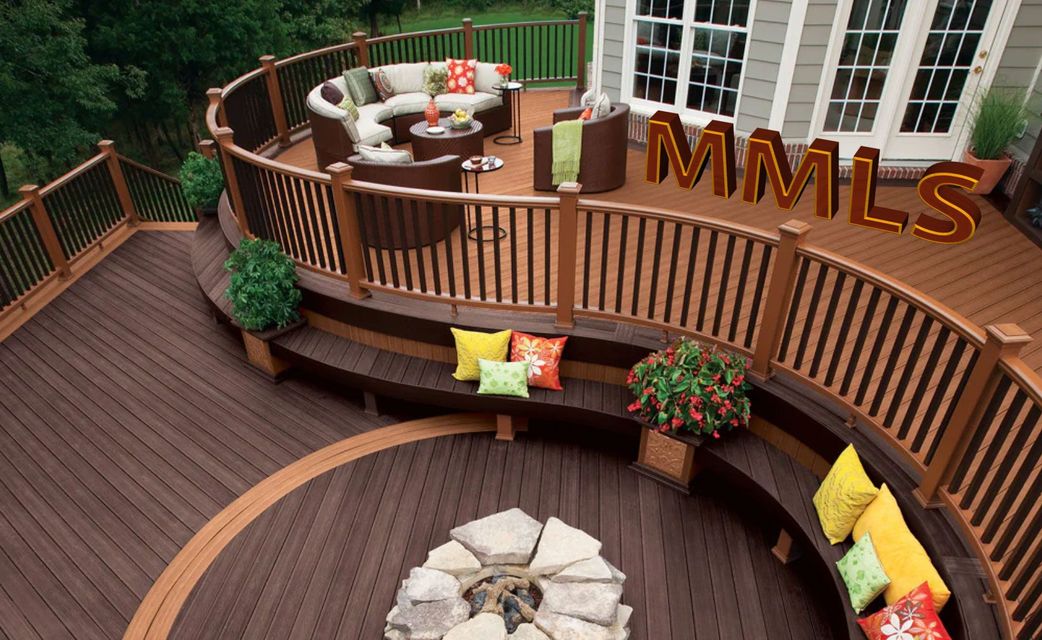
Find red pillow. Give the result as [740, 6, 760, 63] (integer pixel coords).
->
[858, 583, 951, 640]
[510, 331, 567, 390]
[579, 107, 592, 121]
[446, 58, 477, 94]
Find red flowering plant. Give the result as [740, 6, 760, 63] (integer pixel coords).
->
[495, 63, 512, 78]
[626, 337, 751, 439]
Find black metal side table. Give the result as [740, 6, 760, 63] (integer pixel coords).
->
[462, 156, 507, 240]
[493, 82, 523, 145]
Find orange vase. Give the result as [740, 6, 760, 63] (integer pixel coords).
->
[425, 98, 440, 126]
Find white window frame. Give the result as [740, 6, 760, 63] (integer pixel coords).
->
[620, 0, 757, 127]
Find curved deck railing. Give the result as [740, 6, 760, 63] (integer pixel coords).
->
[204, 24, 1041, 640]
[0, 141, 193, 322]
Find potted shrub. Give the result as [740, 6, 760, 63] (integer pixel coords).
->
[179, 151, 224, 216]
[627, 337, 751, 440]
[964, 86, 1027, 195]
[224, 238, 303, 378]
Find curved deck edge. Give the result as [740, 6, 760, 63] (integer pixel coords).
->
[124, 413, 498, 640]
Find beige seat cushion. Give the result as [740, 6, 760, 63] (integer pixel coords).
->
[434, 92, 503, 113]
[358, 102, 393, 123]
[307, 84, 360, 141]
[384, 92, 432, 116]
[357, 143, 413, 164]
[378, 62, 429, 94]
[355, 119, 393, 148]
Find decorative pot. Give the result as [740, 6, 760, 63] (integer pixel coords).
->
[963, 148, 1012, 195]
[424, 98, 440, 127]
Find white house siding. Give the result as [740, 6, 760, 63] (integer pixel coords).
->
[994, 0, 1042, 159]
[781, 0, 840, 139]
[736, 1, 793, 133]
[599, 0, 628, 101]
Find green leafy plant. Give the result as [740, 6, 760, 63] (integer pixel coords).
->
[224, 238, 302, 332]
[627, 337, 751, 439]
[178, 152, 224, 208]
[969, 86, 1026, 160]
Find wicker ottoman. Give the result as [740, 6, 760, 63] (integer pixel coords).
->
[409, 118, 485, 162]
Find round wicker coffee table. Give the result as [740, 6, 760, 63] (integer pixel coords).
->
[409, 118, 484, 162]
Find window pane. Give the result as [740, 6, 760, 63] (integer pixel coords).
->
[633, 19, 683, 104]
[825, 0, 908, 132]
[638, 0, 685, 20]
[900, 0, 993, 133]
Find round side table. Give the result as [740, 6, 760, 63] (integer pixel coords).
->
[462, 156, 507, 241]
[409, 118, 484, 161]
[493, 82, 523, 145]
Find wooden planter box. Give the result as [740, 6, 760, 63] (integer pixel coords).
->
[240, 318, 305, 381]
[632, 426, 704, 492]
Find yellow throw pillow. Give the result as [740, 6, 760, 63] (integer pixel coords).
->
[451, 328, 511, 381]
[812, 445, 879, 544]
[853, 484, 951, 611]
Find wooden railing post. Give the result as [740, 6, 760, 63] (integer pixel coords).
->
[916, 324, 1032, 507]
[197, 139, 216, 159]
[97, 140, 140, 226]
[327, 163, 370, 300]
[259, 55, 291, 147]
[555, 182, 581, 328]
[19, 185, 70, 279]
[463, 19, 474, 59]
[577, 12, 588, 89]
[207, 88, 226, 128]
[213, 126, 251, 237]
[353, 32, 369, 67]
[750, 219, 811, 378]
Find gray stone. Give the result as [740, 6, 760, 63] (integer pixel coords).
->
[450, 508, 544, 564]
[605, 559, 627, 584]
[444, 613, 508, 640]
[534, 611, 614, 640]
[403, 567, 461, 604]
[529, 518, 602, 575]
[509, 623, 551, 640]
[551, 556, 615, 583]
[423, 540, 482, 576]
[541, 582, 623, 626]
[383, 630, 406, 640]
[615, 604, 633, 629]
[389, 597, 470, 640]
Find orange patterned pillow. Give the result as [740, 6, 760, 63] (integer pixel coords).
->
[857, 583, 951, 640]
[510, 331, 567, 391]
[446, 58, 477, 94]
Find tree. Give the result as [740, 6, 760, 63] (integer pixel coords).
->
[358, 0, 407, 37]
[0, 0, 120, 180]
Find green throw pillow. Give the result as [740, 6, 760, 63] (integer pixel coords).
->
[338, 96, 360, 121]
[477, 359, 530, 398]
[423, 66, 448, 96]
[343, 67, 378, 106]
[837, 533, 891, 613]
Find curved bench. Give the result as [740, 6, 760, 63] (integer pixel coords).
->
[192, 211, 1003, 640]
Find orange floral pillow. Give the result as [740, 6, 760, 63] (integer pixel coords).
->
[858, 583, 951, 640]
[446, 58, 477, 94]
[510, 331, 567, 390]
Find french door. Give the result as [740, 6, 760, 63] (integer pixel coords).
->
[815, 0, 1017, 160]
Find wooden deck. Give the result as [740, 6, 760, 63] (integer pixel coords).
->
[276, 90, 1042, 374]
[169, 427, 838, 640]
[0, 231, 395, 639]
[0, 230, 843, 639]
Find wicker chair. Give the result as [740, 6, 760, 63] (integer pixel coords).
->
[533, 104, 629, 193]
[346, 154, 464, 249]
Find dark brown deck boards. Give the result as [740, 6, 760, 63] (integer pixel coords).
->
[170, 430, 839, 640]
[0, 231, 393, 639]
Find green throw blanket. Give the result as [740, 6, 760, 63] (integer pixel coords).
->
[552, 119, 583, 185]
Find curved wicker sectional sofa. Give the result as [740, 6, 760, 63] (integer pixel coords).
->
[306, 62, 512, 170]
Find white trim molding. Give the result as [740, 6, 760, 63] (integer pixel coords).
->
[768, 0, 810, 131]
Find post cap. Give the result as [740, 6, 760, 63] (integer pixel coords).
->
[18, 184, 40, 196]
[213, 126, 234, 141]
[779, 219, 811, 237]
[326, 162, 353, 176]
[557, 182, 582, 195]
[206, 88, 223, 100]
[463, 17, 473, 24]
[259, 54, 276, 64]
[352, 31, 367, 39]
[97, 139, 115, 150]
[985, 324, 1032, 346]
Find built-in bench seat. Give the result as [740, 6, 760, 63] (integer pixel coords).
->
[192, 210, 1003, 640]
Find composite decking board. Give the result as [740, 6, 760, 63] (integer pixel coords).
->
[0, 231, 394, 640]
[168, 432, 838, 640]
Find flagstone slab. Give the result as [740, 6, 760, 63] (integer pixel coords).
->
[450, 508, 544, 565]
[529, 518, 602, 575]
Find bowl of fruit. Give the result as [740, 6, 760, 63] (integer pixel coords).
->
[449, 109, 473, 129]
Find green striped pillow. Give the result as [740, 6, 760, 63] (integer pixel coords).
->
[342, 67, 378, 106]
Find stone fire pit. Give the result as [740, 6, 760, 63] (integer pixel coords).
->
[384, 508, 631, 639]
